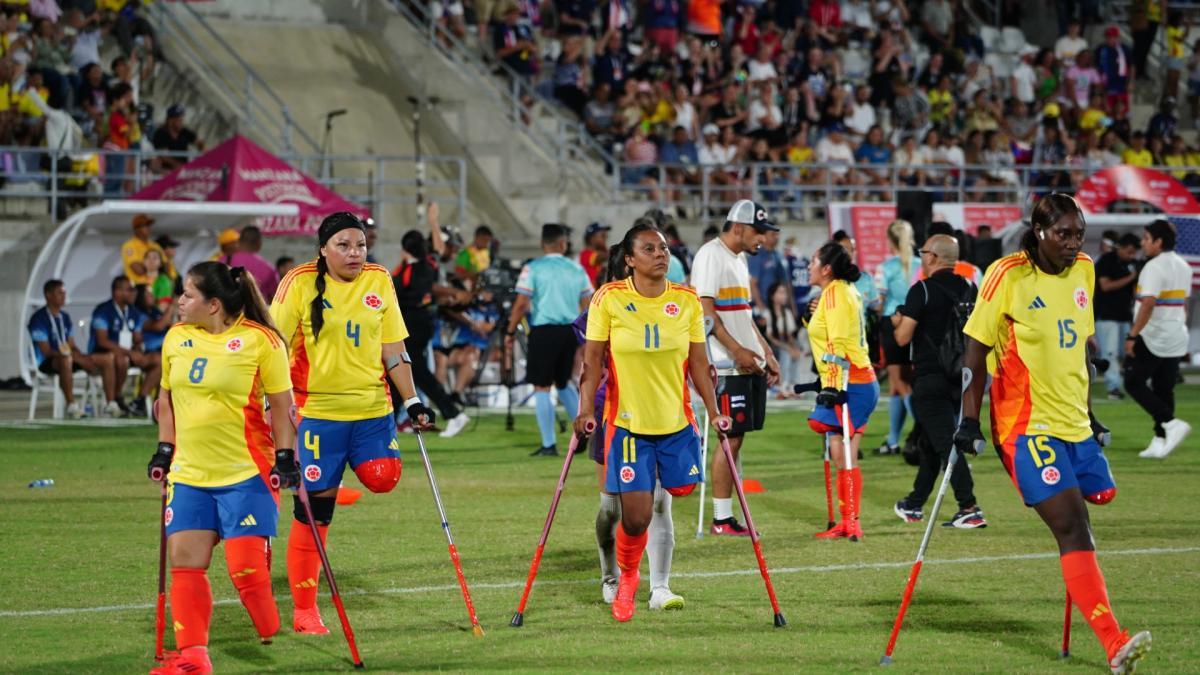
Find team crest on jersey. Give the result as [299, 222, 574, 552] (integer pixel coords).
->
[663, 302, 680, 317]
[304, 465, 322, 482]
[1073, 287, 1089, 310]
[620, 466, 636, 483]
[1041, 466, 1061, 486]
[226, 337, 243, 352]
[164, 507, 174, 526]
[362, 292, 384, 310]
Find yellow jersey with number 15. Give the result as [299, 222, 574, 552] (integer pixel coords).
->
[963, 251, 1095, 445]
[160, 317, 292, 488]
[271, 262, 409, 421]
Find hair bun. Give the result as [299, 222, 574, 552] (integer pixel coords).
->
[230, 266, 245, 281]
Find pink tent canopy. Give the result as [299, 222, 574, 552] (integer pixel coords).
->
[131, 135, 368, 235]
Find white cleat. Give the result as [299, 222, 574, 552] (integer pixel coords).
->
[103, 400, 122, 418]
[601, 576, 618, 604]
[1110, 630, 1151, 674]
[439, 413, 470, 438]
[648, 587, 684, 610]
[1138, 437, 1165, 458]
[66, 402, 85, 419]
[1159, 419, 1192, 457]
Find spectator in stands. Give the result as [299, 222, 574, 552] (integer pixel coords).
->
[712, 83, 748, 134]
[218, 225, 280, 300]
[275, 256, 295, 279]
[1148, 97, 1178, 140]
[747, 82, 785, 148]
[1122, 130, 1153, 166]
[556, 0, 596, 37]
[890, 76, 929, 138]
[493, 2, 536, 78]
[592, 28, 627, 93]
[1096, 26, 1134, 117]
[151, 104, 204, 172]
[89, 275, 160, 417]
[75, 61, 107, 134]
[31, 17, 72, 109]
[895, 133, 927, 186]
[845, 84, 875, 140]
[121, 213, 165, 285]
[1064, 49, 1101, 113]
[142, 248, 174, 311]
[104, 0, 161, 62]
[855, 124, 892, 193]
[584, 81, 621, 148]
[28, 279, 118, 419]
[456, 224, 493, 285]
[553, 35, 589, 117]
[643, 0, 681, 54]
[816, 122, 856, 187]
[686, 0, 721, 43]
[698, 123, 738, 195]
[1187, 38, 1200, 121]
[670, 82, 699, 139]
[66, 9, 103, 73]
[1055, 20, 1088, 65]
[1094, 232, 1140, 400]
[102, 81, 138, 195]
[919, 0, 954, 53]
[1011, 45, 1038, 104]
[1131, 0, 1164, 79]
[621, 123, 661, 200]
[661, 124, 700, 208]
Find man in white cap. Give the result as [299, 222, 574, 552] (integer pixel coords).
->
[690, 199, 781, 536]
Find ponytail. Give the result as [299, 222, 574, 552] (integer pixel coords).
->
[310, 255, 329, 341]
[187, 262, 282, 340]
[815, 240, 862, 282]
[605, 242, 629, 282]
[887, 219, 914, 278]
[231, 267, 279, 339]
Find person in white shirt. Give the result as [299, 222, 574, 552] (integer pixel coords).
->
[747, 44, 778, 82]
[845, 84, 877, 140]
[1011, 46, 1038, 104]
[1125, 219, 1193, 458]
[1054, 20, 1089, 66]
[816, 124, 856, 185]
[698, 123, 740, 195]
[746, 83, 783, 135]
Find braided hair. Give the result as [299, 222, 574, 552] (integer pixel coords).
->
[311, 212, 366, 341]
[1022, 193, 1083, 272]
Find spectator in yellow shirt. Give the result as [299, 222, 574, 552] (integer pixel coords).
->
[1122, 131, 1154, 167]
[121, 214, 168, 285]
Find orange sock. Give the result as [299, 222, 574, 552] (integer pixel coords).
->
[850, 467, 863, 521]
[1061, 550, 1126, 658]
[225, 536, 280, 639]
[616, 524, 648, 572]
[169, 568, 212, 650]
[287, 521, 328, 611]
[836, 469, 851, 522]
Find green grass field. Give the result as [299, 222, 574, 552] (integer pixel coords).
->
[2, 386, 1198, 674]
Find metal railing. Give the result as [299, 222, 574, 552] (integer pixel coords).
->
[0, 146, 468, 230]
[612, 159, 1200, 219]
[151, 1, 320, 155]
[388, 0, 617, 197]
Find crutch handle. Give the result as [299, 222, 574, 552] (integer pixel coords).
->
[716, 418, 731, 432]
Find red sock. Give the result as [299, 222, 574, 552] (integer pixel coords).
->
[225, 536, 280, 639]
[169, 568, 212, 650]
[837, 469, 851, 522]
[287, 521, 328, 611]
[1061, 550, 1126, 658]
[850, 467, 863, 521]
[616, 524, 648, 572]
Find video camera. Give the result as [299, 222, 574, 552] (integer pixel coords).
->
[478, 258, 521, 303]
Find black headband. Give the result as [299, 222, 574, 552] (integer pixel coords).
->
[318, 212, 366, 247]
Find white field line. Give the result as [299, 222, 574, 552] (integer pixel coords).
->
[2, 545, 1196, 619]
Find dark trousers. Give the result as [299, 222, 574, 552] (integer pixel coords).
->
[1123, 336, 1180, 436]
[401, 308, 461, 421]
[905, 374, 977, 510]
[1132, 22, 1158, 76]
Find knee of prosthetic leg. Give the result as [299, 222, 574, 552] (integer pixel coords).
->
[354, 457, 401, 493]
[666, 484, 696, 497]
[1085, 487, 1116, 505]
[293, 494, 336, 526]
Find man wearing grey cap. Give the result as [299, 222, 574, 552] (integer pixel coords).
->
[690, 200, 781, 536]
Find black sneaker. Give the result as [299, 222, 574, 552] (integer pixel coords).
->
[530, 445, 559, 457]
[877, 442, 900, 455]
[894, 500, 923, 523]
[1107, 389, 1125, 401]
[115, 396, 132, 416]
[943, 506, 987, 529]
[128, 398, 149, 418]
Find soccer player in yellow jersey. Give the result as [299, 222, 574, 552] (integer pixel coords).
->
[806, 241, 880, 541]
[271, 212, 435, 635]
[576, 222, 729, 623]
[956, 194, 1151, 674]
[145, 262, 297, 675]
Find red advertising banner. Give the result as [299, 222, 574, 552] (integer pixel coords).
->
[961, 204, 1023, 234]
[848, 204, 896, 275]
[1075, 166, 1200, 215]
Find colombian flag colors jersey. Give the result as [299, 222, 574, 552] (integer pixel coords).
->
[964, 251, 1095, 445]
[807, 280, 875, 388]
[271, 262, 409, 421]
[586, 279, 706, 435]
[160, 318, 292, 488]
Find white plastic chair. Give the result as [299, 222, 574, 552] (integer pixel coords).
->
[24, 341, 101, 420]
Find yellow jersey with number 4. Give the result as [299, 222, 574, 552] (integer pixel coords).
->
[586, 279, 705, 435]
[964, 251, 1095, 445]
[807, 279, 875, 388]
[161, 318, 292, 488]
[271, 262, 409, 421]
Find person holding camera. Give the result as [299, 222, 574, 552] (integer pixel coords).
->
[1094, 233, 1141, 400]
[505, 223, 595, 456]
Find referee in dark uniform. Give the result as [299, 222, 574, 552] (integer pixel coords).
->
[890, 234, 988, 529]
[505, 224, 595, 456]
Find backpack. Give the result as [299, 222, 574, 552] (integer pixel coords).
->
[920, 279, 975, 378]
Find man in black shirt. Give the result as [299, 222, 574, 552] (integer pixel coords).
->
[1094, 233, 1140, 399]
[151, 104, 204, 172]
[889, 235, 987, 529]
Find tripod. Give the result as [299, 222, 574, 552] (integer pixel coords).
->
[468, 299, 525, 431]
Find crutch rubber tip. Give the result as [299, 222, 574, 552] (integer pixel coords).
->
[879, 655, 893, 666]
[353, 661, 364, 669]
[773, 613, 787, 628]
[695, 532, 705, 540]
[509, 612, 524, 627]
[473, 624, 485, 637]
[826, 521, 836, 530]
[1059, 650, 1069, 659]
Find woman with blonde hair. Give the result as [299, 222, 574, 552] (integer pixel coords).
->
[875, 219, 916, 455]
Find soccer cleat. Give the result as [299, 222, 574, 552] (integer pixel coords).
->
[648, 587, 684, 610]
[150, 646, 212, 674]
[129, 397, 149, 418]
[877, 442, 899, 455]
[439, 413, 470, 438]
[894, 500, 924, 523]
[1109, 630, 1152, 674]
[293, 606, 330, 635]
[942, 506, 988, 529]
[601, 575, 618, 604]
[530, 445, 559, 457]
[1107, 389, 1125, 401]
[103, 400, 122, 417]
[1138, 437, 1165, 459]
[612, 569, 639, 622]
[815, 521, 848, 539]
[709, 517, 751, 537]
[66, 401, 85, 419]
[1159, 419, 1192, 457]
[845, 519, 864, 542]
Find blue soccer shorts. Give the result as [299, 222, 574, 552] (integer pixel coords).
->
[808, 380, 881, 437]
[1000, 434, 1115, 506]
[297, 414, 400, 492]
[604, 424, 703, 494]
[165, 475, 278, 539]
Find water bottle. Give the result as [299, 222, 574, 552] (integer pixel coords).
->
[85, 403, 94, 417]
[28, 479, 55, 488]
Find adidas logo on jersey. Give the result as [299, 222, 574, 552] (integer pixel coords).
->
[688, 465, 700, 476]
[322, 299, 334, 309]
[625, 303, 637, 312]
[179, 339, 193, 348]
[1028, 296, 1047, 310]
[239, 514, 257, 527]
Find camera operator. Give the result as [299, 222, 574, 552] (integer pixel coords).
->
[505, 223, 595, 457]
[393, 203, 472, 438]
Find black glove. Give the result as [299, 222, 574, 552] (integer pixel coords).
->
[269, 449, 302, 490]
[1090, 412, 1111, 447]
[953, 418, 986, 456]
[408, 401, 436, 429]
[147, 442, 174, 481]
[815, 387, 845, 408]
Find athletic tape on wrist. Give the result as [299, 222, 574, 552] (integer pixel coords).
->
[403, 396, 422, 410]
